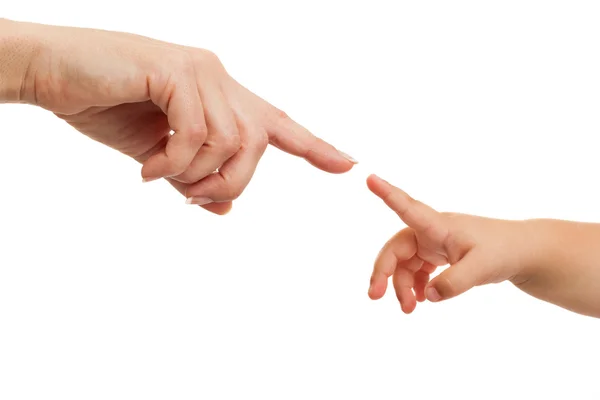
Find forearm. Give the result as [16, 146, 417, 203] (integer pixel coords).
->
[0, 18, 38, 103]
[520, 219, 600, 318]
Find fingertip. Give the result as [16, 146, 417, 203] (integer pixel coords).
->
[146, 128, 207, 180]
[401, 300, 417, 314]
[425, 285, 443, 302]
[366, 174, 390, 194]
[202, 201, 234, 215]
[304, 143, 358, 174]
[366, 173, 377, 186]
[368, 286, 382, 300]
[141, 151, 178, 181]
[397, 287, 417, 314]
[338, 150, 358, 164]
[415, 285, 428, 302]
[142, 176, 160, 183]
[368, 278, 387, 300]
[368, 288, 376, 300]
[305, 156, 355, 174]
[141, 156, 159, 181]
[185, 171, 244, 204]
[366, 173, 380, 183]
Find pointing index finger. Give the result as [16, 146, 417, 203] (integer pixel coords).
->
[267, 107, 357, 173]
[366, 174, 441, 234]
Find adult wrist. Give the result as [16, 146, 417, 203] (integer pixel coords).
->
[0, 18, 41, 104]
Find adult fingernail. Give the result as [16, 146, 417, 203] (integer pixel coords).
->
[185, 197, 213, 206]
[142, 177, 160, 183]
[338, 150, 358, 164]
[426, 287, 442, 302]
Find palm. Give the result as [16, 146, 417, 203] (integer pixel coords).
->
[412, 225, 451, 268]
[59, 101, 169, 162]
[58, 101, 233, 215]
[367, 175, 474, 311]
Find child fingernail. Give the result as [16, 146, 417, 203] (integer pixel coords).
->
[426, 287, 442, 302]
[338, 150, 358, 164]
[185, 197, 213, 205]
[142, 177, 160, 183]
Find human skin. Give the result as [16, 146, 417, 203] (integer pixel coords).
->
[0, 18, 357, 214]
[367, 174, 600, 318]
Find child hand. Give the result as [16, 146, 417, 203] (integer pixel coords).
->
[366, 174, 531, 314]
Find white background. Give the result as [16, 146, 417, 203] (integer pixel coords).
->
[2, 1, 600, 399]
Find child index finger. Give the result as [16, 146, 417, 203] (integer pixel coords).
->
[366, 174, 441, 234]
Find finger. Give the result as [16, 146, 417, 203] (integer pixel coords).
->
[414, 270, 430, 302]
[421, 262, 438, 274]
[415, 262, 436, 302]
[267, 108, 357, 173]
[393, 268, 416, 314]
[132, 133, 231, 215]
[425, 250, 484, 302]
[172, 87, 241, 184]
[367, 174, 447, 241]
[393, 257, 421, 314]
[167, 178, 233, 215]
[368, 228, 417, 300]
[201, 201, 234, 215]
[184, 127, 268, 203]
[143, 73, 207, 180]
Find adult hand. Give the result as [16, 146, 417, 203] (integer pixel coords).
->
[1, 19, 357, 213]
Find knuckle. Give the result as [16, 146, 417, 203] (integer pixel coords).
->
[220, 132, 242, 155]
[167, 50, 195, 80]
[420, 222, 436, 238]
[272, 106, 290, 121]
[242, 128, 269, 153]
[191, 50, 224, 72]
[218, 171, 243, 200]
[174, 51, 195, 75]
[401, 195, 418, 214]
[252, 130, 269, 151]
[222, 184, 243, 201]
[199, 49, 221, 64]
[406, 194, 417, 206]
[187, 124, 208, 146]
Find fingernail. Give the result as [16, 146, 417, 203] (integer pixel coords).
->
[185, 197, 213, 205]
[426, 287, 442, 302]
[142, 177, 160, 183]
[374, 175, 389, 184]
[338, 150, 358, 164]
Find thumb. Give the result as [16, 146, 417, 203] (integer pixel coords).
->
[425, 251, 487, 302]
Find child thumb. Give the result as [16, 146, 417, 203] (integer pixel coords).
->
[425, 251, 486, 302]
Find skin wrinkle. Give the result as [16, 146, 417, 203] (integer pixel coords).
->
[0, 24, 33, 103]
[2, 17, 354, 214]
[368, 175, 600, 317]
[5, 18, 600, 318]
